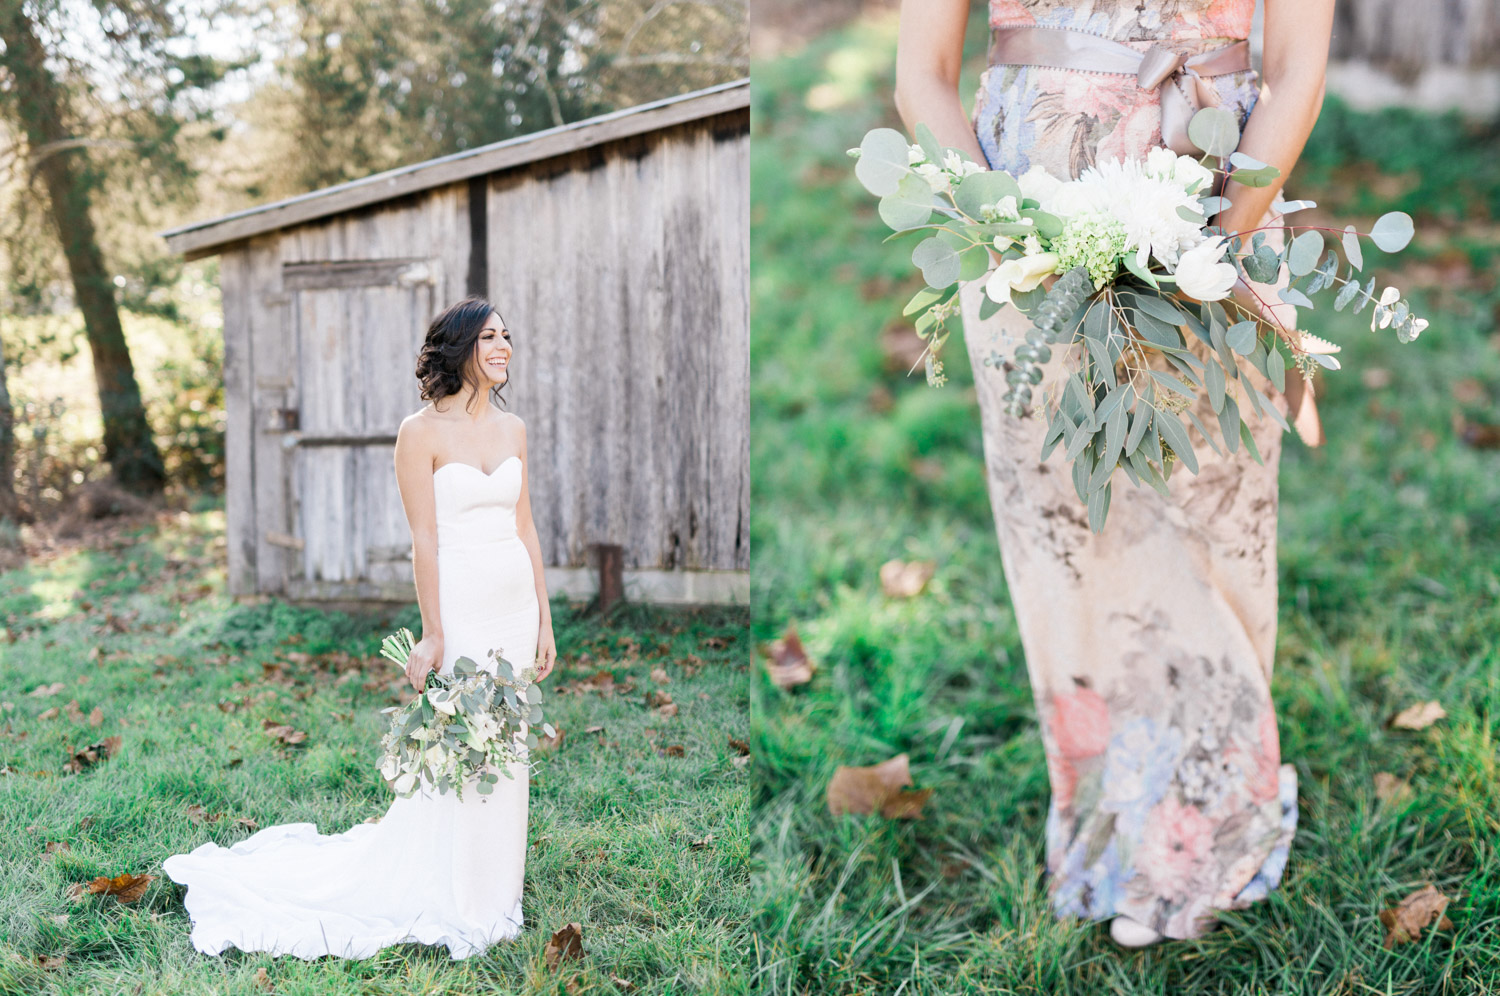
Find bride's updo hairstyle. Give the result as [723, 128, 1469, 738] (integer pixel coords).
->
[415, 296, 510, 412]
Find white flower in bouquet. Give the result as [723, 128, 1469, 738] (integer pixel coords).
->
[913, 162, 949, 192]
[907, 143, 925, 165]
[1144, 147, 1215, 193]
[1173, 238, 1238, 302]
[943, 150, 985, 177]
[426, 686, 458, 716]
[1051, 157, 1206, 269]
[1017, 164, 1063, 205]
[986, 252, 1061, 304]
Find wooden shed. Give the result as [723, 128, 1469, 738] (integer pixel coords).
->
[161, 81, 749, 606]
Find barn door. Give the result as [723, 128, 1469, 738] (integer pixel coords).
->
[283, 259, 439, 599]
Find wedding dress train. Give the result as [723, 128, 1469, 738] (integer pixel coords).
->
[165, 456, 538, 959]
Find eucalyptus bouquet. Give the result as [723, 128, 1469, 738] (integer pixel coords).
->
[375, 628, 553, 800]
[850, 107, 1424, 531]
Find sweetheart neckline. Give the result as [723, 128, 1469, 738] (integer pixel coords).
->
[433, 455, 521, 478]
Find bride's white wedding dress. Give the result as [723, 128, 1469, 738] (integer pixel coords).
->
[165, 456, 538, 959]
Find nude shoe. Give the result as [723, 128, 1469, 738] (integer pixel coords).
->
[1109, 915, 1165, 948]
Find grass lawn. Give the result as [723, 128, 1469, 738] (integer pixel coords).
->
[0, 505, 751, 995]
[750, 11, 1500, 995]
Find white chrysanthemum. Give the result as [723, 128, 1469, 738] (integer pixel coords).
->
[1054, 157, 1208, 269]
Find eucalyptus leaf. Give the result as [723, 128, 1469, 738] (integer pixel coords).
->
[1240, 419, 1264, 464]
[1185, 408, 1223, 457]
[1087, 482, 1112, 533]
[1242, 244, 1281, 283]
[903, 286, 945, 317]
[1277, 286, 1315, 309]
[1287, 230, 1324, 277]
[1149, 369, 1196, 399]
[1020, 209, 1063, 238]
[953, 169, 1022, 219]
[1217, 396, 1241, 454]
[1125, 406, 1152, 454]
[1131, 293, 1191, 326]
[1133, 310, 1182, 348]
[1155, 412, 1198, 474]
[979, 294, 1004, 320]
[912, 236, 961, 288]
[1123, 252, 1160, 289]
[1187, 106, 1240, 157]
[879, 173, 938, 231]
[913, 123, 943, 167]
[1310, 352, 1341, 370]
[1204, 357, 1226, 413]
[1266, 346, 1286, 392]
[1370, 211, 1414, 252]
[1333, 278, 1360, 311]
[855, 128, 912, 197]
[1225, 321, 1258, 355]
[1342, 225, 1363, 271]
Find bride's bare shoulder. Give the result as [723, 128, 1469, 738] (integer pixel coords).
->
[397, 405, 444, 451]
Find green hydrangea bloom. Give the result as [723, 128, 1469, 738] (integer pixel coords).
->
[1051, 213, 1129, 288]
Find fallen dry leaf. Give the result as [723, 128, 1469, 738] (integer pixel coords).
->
[261, 720, 308, 746]
[1391, 701, 1447, 730]
[43, 841, 70, 860]
[1379, 884, 1454, 948]
[38, 707, 59, 721]
[544, 922, 585, 970]
[1374, 772, 1413, 807]
[233, 816, 260, 831]
[650, 667, 670, 684]
[253, 966, 274, 992]
[584, 725, 605, 735]
[879, 559, 937, 598]
[646, 690, 673, 709]
[611, 977, 635, 991]
[85, 872, 155, 904]
[63, 700, 83, 722]
[827, 753, 933, 819]
[87, 707, 103, 728]
[732, 755, 750, 769]
[29, 682, 65, 699]
[727, 737, 750, 756]
[542, 727, 566, 751]
[700, 636, 730, 650]
[63, 736, 122, 774]
[659, 744, 686, 758]
[690, 832, 716, 850]
[35, 954, 65, 970]
[763, 625, 814, 690]
[1454, 413, 1500, 450]
[1452, 378, 1487, 405]
[186, 804, 221, 825]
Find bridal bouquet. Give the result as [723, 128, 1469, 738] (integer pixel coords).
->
[849, 107, 1424, 531]
[375, 628, 553, 799]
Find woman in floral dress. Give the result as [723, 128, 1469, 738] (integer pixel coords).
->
[893, 0, 1336, 946]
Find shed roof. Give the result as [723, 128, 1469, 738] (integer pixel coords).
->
[161, 78, 749, 259]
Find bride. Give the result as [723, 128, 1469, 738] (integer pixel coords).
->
[164, 296, 558, 959]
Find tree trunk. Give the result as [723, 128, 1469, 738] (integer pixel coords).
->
[0, 7, 166, 495]
[0, 331, 19, 522]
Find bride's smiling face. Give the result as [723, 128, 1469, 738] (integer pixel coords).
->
[468, 311, 511, 387]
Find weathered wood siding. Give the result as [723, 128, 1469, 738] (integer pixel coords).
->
[220, 107, 749, 599]
[488, 112, 750, 572]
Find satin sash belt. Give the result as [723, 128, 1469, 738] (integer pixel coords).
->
[988, 27, 1252, 156]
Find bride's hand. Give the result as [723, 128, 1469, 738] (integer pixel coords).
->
[406, 634, 442, 691]
[535, 621, 556, 682]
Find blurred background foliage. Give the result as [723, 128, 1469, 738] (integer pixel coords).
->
[0, 0, 747, 533]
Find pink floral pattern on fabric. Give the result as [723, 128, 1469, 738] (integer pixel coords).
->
[961, 0, 1298, 941]
[973, 0, 1259, 179]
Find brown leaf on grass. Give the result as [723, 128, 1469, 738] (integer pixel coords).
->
[731, 755, 749, 769]
[727, 738, 750, 756]
[827, 754, 932, 819]
[186, 805, 221, 825]
[646, 690, 673, 709]
[584, 725, 605, 735]
[649, 667, 670, 684]
[1454, 413, 1500, 450]
[544, 922, 585, 970]
[611, 977, 635, 991]
[63, 736, 122, 774]
[261, 720, 307, 745]
[253, 966, 275, 992]
[1379, 884, 1455, 948]
[65, 882, 87, 902]
[29, 682, 65, 698]
[541, 727, 565, 751]
[35, 954, 65, 970]
[1374, 772, 1413, 806]
[679, 654, 705, 677]
[38, 707, 59, 721]
[655, 702, 679, 718]
[763, 625, 814, 690]
[43, 841, 70, 860]
[879, 559, 937, 598]
[63, 700, 83, 723]
[1390, 701, 1447, 730]
[85, 872, 155, 904]
[87, 707, 102, 728]
[690, 832, 716, 850]
[700, 636, 731, 650]
[232, 817, 260, 831]
[658, 744, 685, 758]
[1452, 378, 1487, 405]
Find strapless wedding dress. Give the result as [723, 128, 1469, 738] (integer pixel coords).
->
[164, 456, 539, 959]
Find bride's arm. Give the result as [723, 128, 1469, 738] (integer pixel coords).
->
[394, 414, 444, 690]
[1213, 0, 1336, 235]
[894, 0, 986, 163]
[512, 420, 556, 680]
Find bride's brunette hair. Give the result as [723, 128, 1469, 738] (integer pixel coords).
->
[415, 296, 510, 412]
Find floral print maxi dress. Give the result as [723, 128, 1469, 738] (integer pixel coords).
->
[956, 0, 1298, 939]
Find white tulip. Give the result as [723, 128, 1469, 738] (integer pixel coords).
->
[985, 252, 1061, 305]
[394, 771, 417, 795]
[1017, 164, 1062, 205]
[426, 688, 458, 716]
[1173, 238, 1237, 302]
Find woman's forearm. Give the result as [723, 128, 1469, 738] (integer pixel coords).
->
[1216, 67, 1327, 234]
[412, 539, 443, 638]
[894, 0, 986, 164]
[521, 528, 550, 622]
[894, 71, 987, 165]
